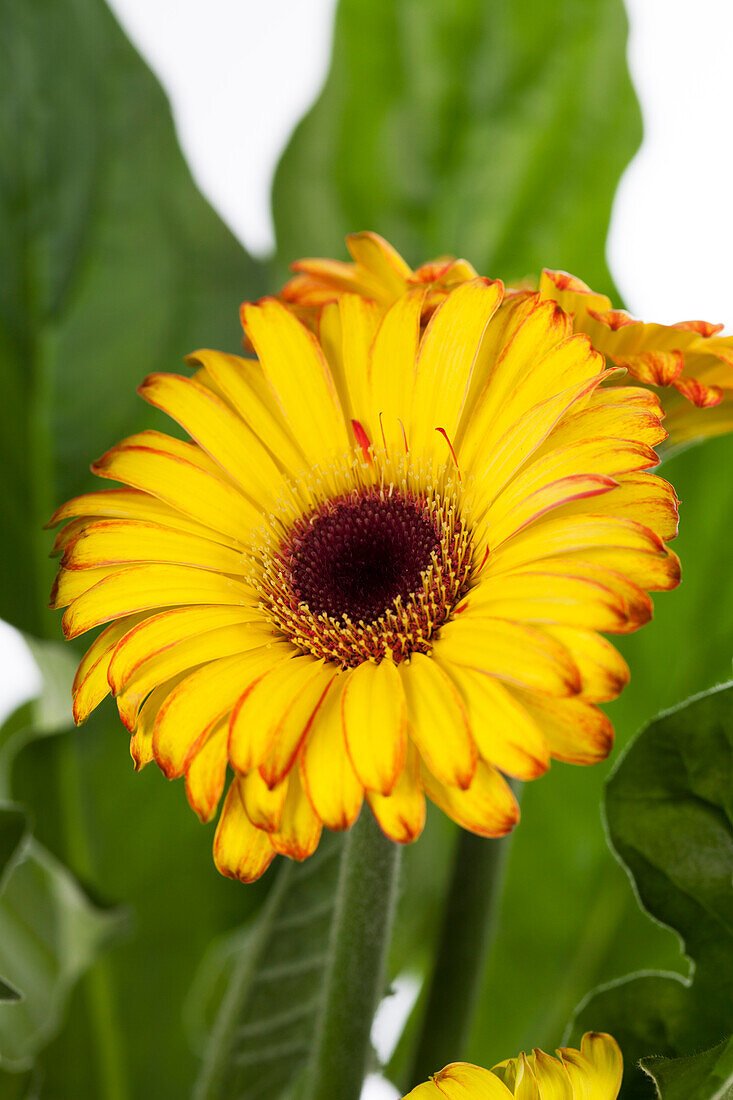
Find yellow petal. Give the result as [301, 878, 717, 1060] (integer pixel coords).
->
[433, 1062, 515, 1098]
[92, 433, 259, 542]
[240, 768, 288, 833]
[529, 1050, 574, 1100]
[460, 298, 574, 468]
[545, 401, 666, 451]
[469, 372, 606, 508]
[269, 768, 322, 861]
[513, 692, 614, 764]
[72, 614, 146, 724]
[185, 721, 228, 823]
[465, 571, 629, 632]
[575, 1032, 623, 1097]
[486, 473, 618, 547]
[258, 662, 337, 789]
[401, 654, 476, 789]
[107, 605, 265, 694]
[550, 472, 678, 542]
[543, 626, 629, 702]
[342, 659, 407, 795]
[229, 655, 331, 778]
[138, 372, 284, 504]
[128, 676, 187, 769]
[434, 619, 581, 698]
[500, 559, 652, 631]
[213, 779, 275, 883]
[410, 279, 503, 455]
[154, 649, 278, 778]
[187, 349, 306, 474]
[488, 434, 659, 543]
[368, 290, 425, 454]
[367, 742, 426, 843]
[61, 563, 255, 639]
[112, 623, 278, 729]
[51, 564, 121, 609]
[339, 293, 382, 423]
[422, 760, 519, 837]
[440, 663, 549, 779]
[48, 487, 229, 544]
[487, 515, 667, 576]
[515, 1055, 546, 1100]
[241, 298, 349, 465]
[467, 333, 602, 480]
[346, 231, 412, 295]
[299, 677, 364, 831]
[61, 519, 246, 573]
[401, 1084, 444, 1099]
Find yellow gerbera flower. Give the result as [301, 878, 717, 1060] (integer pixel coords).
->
[404, 1031, 623, 1099]
[48, 270, 679, 883]
[282, 232, 733, 448]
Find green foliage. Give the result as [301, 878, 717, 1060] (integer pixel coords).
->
[641, 1036, 733, 1100]
[0, 0, 267, 637]
[0, 807, 28, 1005]
[0, 841, 121, 1070]
[0, 645, 122, 1077]
[572, 684, 733, 1097]
[1, 0, 730, 1095]
[273, 0, 641, 293]
[192, 838, 341, 1100]
[0, 809, 27, 896]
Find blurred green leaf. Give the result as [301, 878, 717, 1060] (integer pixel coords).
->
[273, 0, 640, 293]
[0, 841, 122, 1071]
[0, 808, 27, 896]
[193, 835, 341, 1100]
[0, 804, 26, 1009]
[0, 0, 267, 637]
[0, 652, 123, 1079]
[0, 636, 258, 1097]
[0, 0, 270, 1091]
[10, 699, 263, 1098]
[641, 1035, 733, 1100]
[572, 682, 733, 1097]
[0, 986, 21, 1008]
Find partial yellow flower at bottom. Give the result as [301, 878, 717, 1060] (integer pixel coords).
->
[404, 1032, 622, 1099]
[282, 231, 733, 449]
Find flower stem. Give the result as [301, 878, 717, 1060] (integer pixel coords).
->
[303, 809, 401, 1100]
[406, 818, 517, 1088]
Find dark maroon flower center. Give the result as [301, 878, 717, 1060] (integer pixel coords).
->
[288, 491, 440, 624]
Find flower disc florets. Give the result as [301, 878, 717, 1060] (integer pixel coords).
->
[255, 455, 475, 667]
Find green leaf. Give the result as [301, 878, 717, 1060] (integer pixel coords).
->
[0, 644, 124, 1078]
[192, 835, 342, 1100]
[0, 841, 122, 1071]
[0, 0, 267, 637]
[273, 0, 640, 293]
[572, 682, 733, 1096]
[0, 808, 27, 896]
[641, 1035, 733, 1100]
[0, 0, 268, 1089]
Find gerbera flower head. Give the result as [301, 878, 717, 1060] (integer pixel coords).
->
[283, 232, 733, 450]
[49, 254, 679, 883]
[404, 1032, 623, 1099]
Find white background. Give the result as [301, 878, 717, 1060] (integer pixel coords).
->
[1, 2, 732, 1094]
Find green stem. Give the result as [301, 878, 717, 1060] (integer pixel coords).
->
[406, 807, 519, 1089]
[304, 809, 401, 1100]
